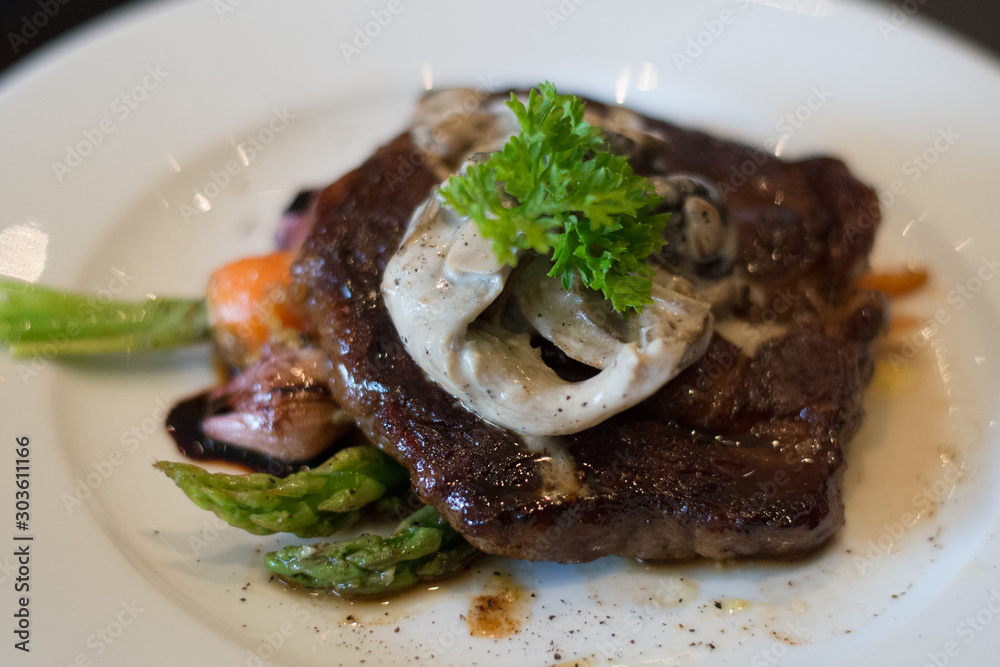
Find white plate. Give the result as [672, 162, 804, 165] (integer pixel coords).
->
[2, 0, 1000, 665]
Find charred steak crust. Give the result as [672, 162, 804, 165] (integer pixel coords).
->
[293, 96, 885, 562]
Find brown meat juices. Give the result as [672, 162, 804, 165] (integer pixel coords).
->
[292, 89, 885, 563]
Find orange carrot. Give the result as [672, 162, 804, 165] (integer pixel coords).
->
[206, 251, 305, 364]
[887, 313, 923, 334]
[858, 266, 928, 298]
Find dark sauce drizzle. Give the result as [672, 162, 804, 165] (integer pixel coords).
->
[166, 391, 336, 478]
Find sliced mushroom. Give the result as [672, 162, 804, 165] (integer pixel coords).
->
[513, 258, 712, 373]
[382, 193, 713, 437]
[411, 88, 520, 180]
[650, 173, 738, 280]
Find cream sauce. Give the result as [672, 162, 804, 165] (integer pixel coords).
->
[383, 89, 734, 437]
[382, 193, 714, 436]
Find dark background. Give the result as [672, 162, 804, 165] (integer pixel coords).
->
[0, 0, 998, 77]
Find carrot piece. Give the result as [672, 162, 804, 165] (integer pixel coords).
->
[887, 313, 923, 334]
[858, 266, 928, 297]
[206, 251, 305, 363]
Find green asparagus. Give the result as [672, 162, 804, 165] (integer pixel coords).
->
[154, 446, 410, 538]
[265, 504, 479, 598]
[0, 278, 210, 358]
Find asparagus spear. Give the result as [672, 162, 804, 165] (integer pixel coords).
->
[266, 505, 479, 598]
[154, 446, 409, 538]
[0, 278, 210, 358]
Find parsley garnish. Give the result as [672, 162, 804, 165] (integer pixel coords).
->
[438, 82, 668, 313]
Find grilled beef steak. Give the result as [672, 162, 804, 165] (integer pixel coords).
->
[292, 90, 885, 562]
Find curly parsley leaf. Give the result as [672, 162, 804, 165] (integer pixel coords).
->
[438, 81, 669, 312]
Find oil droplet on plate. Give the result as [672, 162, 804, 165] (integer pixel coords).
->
[466, 571, 533, 638]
